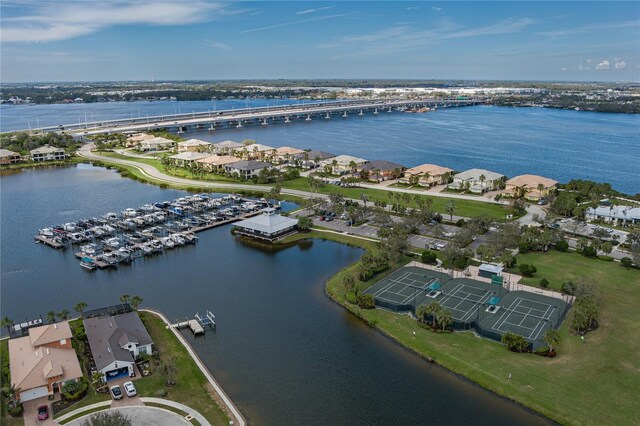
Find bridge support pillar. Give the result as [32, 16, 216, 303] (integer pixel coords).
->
[284, 116, 290, 123]
[342, 111, 348, 118]
[306, 114, 312, 121]
[325, 112, 330, 119]
[262, 118, 268, 126]
[236, 121, 243, 128]
[358, 109, 364, 116]
[373, 108, 378, 114]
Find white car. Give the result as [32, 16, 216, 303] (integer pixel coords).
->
[123, 381, 137, 397]
[110, 385, 123, 400]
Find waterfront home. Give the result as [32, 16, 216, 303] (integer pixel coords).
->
[0, 148, 22, 165]
[125, 132, 155, 148]
[294, 149, 336, 169]
[503, 174, 558, 201]
[401, 163, 454, 187]
[586, 205, 640, 225]
[448, 168, 506, 193]
[197, 155, 243, 172]
[30, 145, 67, 162]
[274, 146, 305, 164]
[177, 138, 212, 152]
[84, 311, 154, 381]
[212, 140, 244, 155]
[139, 136, 174, 152]
[359, 160, 405, 181]
[224, 160, 272, 179]
[319, 154, 368, 175]
[236, 143, 277, 161]
[233, 208, 298, 241]
[169, 151, 210, 167]
[8, 321, 83, 402]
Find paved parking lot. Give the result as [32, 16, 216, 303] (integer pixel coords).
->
[409, 234, 449, 250]
[556, 218, 627, 242]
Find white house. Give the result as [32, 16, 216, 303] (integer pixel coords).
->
[586, 205, 640, 225]
[448, 168, 505, 193]
[224, 160, 272, 179]
[84, 311, 154, 381]
[318, 154, 367, 175]
[30, 145, 67, 162]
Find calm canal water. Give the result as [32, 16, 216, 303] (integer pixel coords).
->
[2, 100, 638, 194]
[1, 165, 551, 425]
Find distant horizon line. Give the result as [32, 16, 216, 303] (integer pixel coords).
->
[1, 78, 638, 85]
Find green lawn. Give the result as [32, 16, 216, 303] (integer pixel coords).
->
[281, 178, 512, 220]
[303, 231, 640, 426]
[135, 312, 230, 426]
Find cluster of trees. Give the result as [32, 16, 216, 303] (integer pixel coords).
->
[562, 277, 601, 334]
[415, 301, 453, 331]
[0, 131, 78, 155]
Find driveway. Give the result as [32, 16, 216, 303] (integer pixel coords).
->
[22, 397, 56, 426]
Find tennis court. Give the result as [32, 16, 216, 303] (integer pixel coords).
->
[363, 266, 448, 311]
[479, 292, 563, 341]
[437, 281, 494, 323]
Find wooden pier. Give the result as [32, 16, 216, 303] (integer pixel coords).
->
[35, 235, 65, 249]
[170, 310, 216, 335]
[73, 252, 115, 269]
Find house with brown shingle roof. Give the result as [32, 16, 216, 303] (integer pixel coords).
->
[401, 163, 454, 187]
[503, 174, 558, 201]
[8, 321, 83, 402]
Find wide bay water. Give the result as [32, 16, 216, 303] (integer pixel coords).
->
[0, 165, 551, 425]
[1, 100, 638, 194]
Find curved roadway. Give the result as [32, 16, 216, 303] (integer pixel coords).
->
[78, 145, 543, 224]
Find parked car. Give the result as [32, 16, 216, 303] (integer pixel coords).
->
[37, 405, 49, 421]
[538, 198, 548, 205]
[123, 381, 137, 397]
[110, 385, 123, 400]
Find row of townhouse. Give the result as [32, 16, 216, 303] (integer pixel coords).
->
[0, 145, 68, 165]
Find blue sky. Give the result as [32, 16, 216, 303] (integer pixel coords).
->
[1, 1, 638, 82]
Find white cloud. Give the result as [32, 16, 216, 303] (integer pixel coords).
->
[240, 13, 352, 34]
[595, 60, 610, 70]
[432, 7, 443, 11]
[560, 67, 567, 71]
[205, 40, 231, 51]
[1, 1, 228, 43]
[296, 6, 334, 15]
[615, 60, 627, 69]
[406, 7, 420, 11]
[536, 20, 639, 39]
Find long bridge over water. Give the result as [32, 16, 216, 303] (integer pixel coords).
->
[31, 98, 485, 136]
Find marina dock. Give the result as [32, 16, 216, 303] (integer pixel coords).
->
[34, 194, 280, 271]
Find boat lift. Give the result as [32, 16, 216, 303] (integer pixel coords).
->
[195, 310, 216, 331]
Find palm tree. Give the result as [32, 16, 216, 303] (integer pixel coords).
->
[543, 329, 561, 353]
[349, 160, 357, 174]
[297, 216, 312, 231]
[74, 301, 88, 315]
[130, 296, 143, 310]
[536, 183, 545, 200]
[331, 159, 338, 174]
[57, 309, 70, 321]
[479, 174, 486, 191]
[46, 311, 56, 324]
[120, 294, 130, 304]
[415, 304, 428, 323]
[360, 193, 369, 208]
[436, 308, 453, 331]
[426, 301, 441, 328]
[1, 316, 13, 334]
[444, 200, 457, 222]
